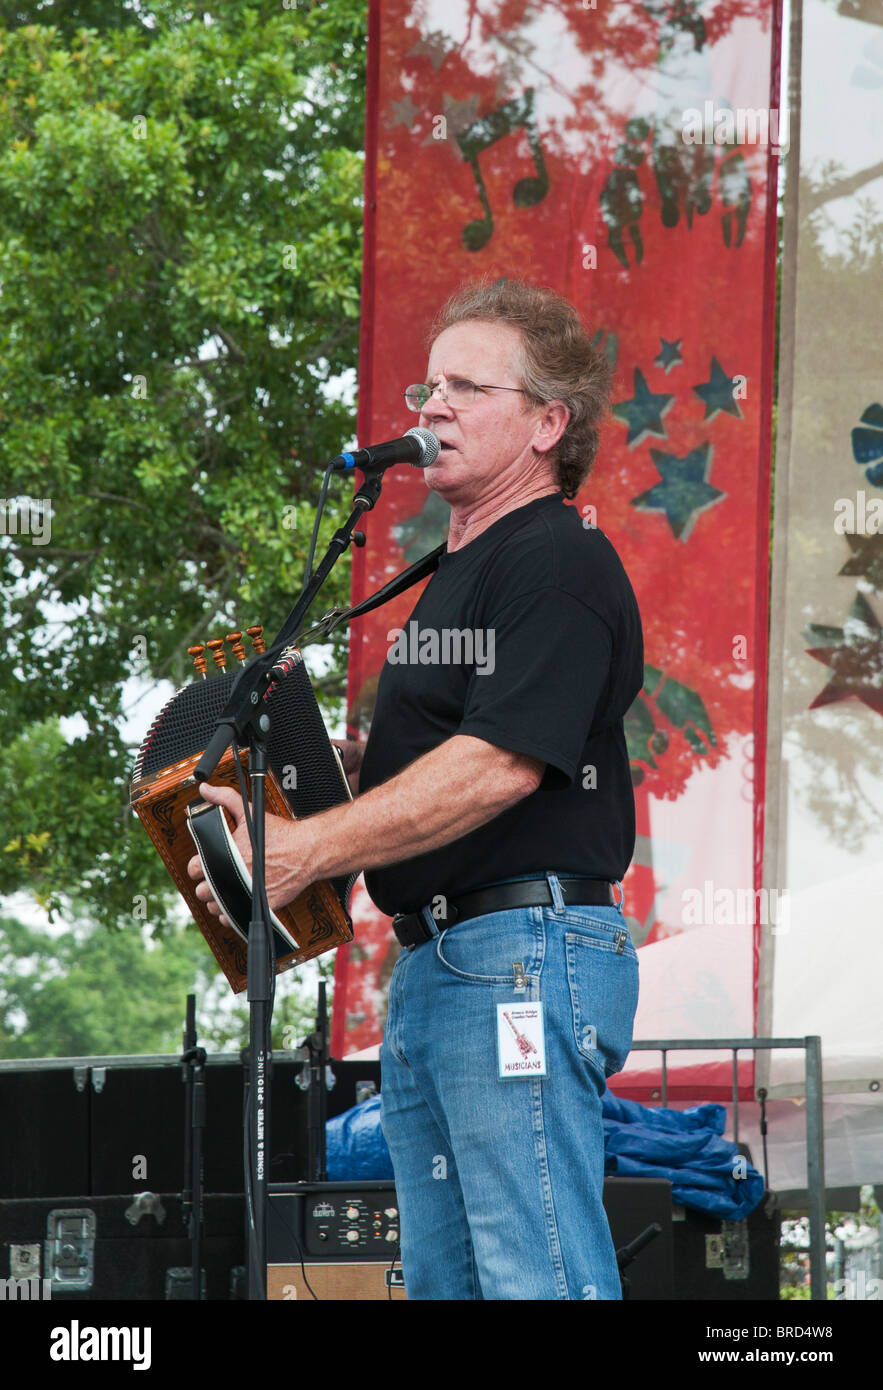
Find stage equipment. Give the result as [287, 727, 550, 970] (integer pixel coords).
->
[672, 1194, 780, 1300]
[267, 1176, 676, 1301]
[268, 1181, 405, 1301]
[0, 1194, 244, 1301]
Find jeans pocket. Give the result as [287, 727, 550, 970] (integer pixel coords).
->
[434, 910, 545, 984]
[564, 928, 639, 1082]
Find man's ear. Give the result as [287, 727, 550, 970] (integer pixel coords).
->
[532, 399, 570, 455]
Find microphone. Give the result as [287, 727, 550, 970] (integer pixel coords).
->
[328, 426, 441, 473]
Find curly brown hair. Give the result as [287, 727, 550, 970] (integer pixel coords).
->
[425, 277, 613, 498]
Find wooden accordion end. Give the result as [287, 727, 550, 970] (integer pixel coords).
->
[130, 635, 355, 992]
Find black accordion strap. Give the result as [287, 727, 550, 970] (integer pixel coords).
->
[186, 802, 296, 953]
[297, 540, 446, 647]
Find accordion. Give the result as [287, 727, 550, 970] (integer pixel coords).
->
[130, 636, 356, 992]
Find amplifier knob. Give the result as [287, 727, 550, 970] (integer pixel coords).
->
[346, 1230, 360, 1244]
[346, 1206, 359, 1220]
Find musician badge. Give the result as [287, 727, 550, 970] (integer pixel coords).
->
[496, 1003, 547, 1078]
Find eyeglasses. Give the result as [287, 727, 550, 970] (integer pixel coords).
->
[403, 375, 529, 412]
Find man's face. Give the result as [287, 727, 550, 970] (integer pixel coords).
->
[417, 320, 562, 507]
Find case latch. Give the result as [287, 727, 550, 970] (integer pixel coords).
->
[46, 1208, 96, 1292]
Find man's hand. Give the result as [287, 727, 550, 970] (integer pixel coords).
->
[186, 782, 320, 923]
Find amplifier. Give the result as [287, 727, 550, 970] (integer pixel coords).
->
[268, 1177, 676, 1301]
[268, 1182, 404, 1302]
[269, 1181, 400, 1261]
[267, 1263, 406, 1301]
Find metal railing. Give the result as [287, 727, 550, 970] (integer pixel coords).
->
[627, 1036, 825, 1299]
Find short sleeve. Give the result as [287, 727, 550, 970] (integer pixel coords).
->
[456, 586, 613, 787]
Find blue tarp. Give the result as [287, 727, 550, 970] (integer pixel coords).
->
[327, 1094, 395, 1181]
[600, 1090, 765, 1221]
[327, 1090, 765, 1222]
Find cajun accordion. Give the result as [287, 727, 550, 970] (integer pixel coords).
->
[130, 636, 355, 992]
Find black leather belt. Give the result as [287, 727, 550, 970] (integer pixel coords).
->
[392, 877, 618, 949]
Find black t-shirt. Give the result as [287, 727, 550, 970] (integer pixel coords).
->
[358, 492, 644, 916]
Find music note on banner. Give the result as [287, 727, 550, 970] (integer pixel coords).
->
[454, 88, 550, 252]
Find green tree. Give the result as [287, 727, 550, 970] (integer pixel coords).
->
[0, 910, 216, 1056]
[0, 908, 336, 1057]
[0, 2, 367, 933]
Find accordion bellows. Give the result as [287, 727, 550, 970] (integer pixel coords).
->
[130, 650, 355, 992]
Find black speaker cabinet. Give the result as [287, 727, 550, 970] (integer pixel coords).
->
[0, 1194, 244, 1301]
[671, 1195, 780, 1300]
[603, 1176, 675, 1300]
[0, 1055, 382, 1200]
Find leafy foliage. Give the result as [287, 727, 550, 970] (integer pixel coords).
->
[0, 3, 367, 930]
[0, 907, 336, 1057]
[0, 909, 216, 1056]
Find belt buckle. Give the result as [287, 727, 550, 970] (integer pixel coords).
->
[393, 911, 434, 946]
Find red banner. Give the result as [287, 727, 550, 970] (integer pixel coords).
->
[333, 0, 781, 1099]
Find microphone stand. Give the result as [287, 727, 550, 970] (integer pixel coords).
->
[306, 983, 330, 1182]
[180, 994, 206, 1301]
[193, 468, 385, 1301]
[615, 1223, 662, 1301]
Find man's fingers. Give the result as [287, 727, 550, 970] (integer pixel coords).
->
[188, 787, 269, 930]
[198, 781, 247, 826]
[192, 874, 225, 921]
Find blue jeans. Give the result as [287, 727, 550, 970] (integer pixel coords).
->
[379, 874, 640, 1300]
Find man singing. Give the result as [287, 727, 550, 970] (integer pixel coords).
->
[190, 277, 644, 1300]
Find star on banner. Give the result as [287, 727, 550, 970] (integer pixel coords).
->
[804, 592, 883, 716]
[654, 338, 683, 374]
[407, 32, 453, 71]
[388, 95, 419, 129]
[693, 356, 744, 420]
[612, 368, 674, 447]
[422, 93, 481, 146]
[839, 532, 883, 593]
[631, 441, 725, 541]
